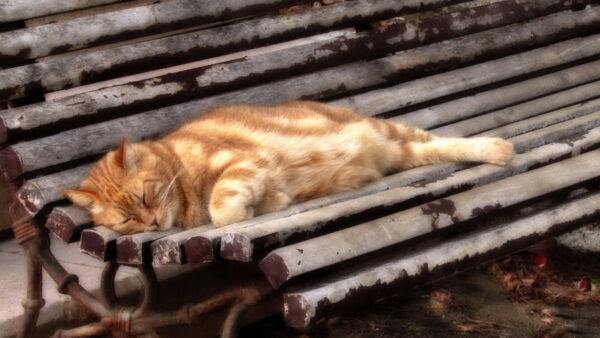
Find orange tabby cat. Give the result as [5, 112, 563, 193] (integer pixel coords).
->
[64, 101, 514, 234]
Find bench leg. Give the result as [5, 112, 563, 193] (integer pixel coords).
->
[10, 195, 113, 337]
[18, 249, 44, 338]
[11, 200, 45, 338]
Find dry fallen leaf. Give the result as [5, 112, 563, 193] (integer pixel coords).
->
[540, 308, 553, 317]
[433, 289, 453, 306]
[452, 316, 508, 336]
[488, 252, 600, 306]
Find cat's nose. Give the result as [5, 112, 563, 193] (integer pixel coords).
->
[149, 215, 158, 227]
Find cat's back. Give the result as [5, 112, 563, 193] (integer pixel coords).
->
[167, 101, 365, 146]
[188, 101, 360, 130]
[159, 101, 389, 179]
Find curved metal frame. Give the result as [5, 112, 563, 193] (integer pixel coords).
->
[10, 200, 273, 337]
[100, 262, 158, 316]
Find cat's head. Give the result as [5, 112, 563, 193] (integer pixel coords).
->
[63, 139, 182, 234]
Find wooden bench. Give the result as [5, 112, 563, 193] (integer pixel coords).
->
[2, 0, 600, 336]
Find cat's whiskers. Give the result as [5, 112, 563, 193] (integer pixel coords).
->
[160, 169, 183, 203]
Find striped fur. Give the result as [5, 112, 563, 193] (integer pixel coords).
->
[63, 101, 514, 234]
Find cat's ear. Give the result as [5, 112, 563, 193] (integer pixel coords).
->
[63, 189, 102, 213]
[114, 138, 140, 173]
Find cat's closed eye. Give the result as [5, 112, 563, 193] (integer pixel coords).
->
[142, 192, 149, 207]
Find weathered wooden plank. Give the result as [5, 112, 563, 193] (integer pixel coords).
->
[12, 164, 93, 215]
[149, 224, 215, 264]
[0, 0, 459, 100]
[45, 205, 92, 243]
[392, 61, 600, 129]
[0, 29, 348, 142]
[283, 190, 600, 329]
[0, 0, 307, 64]
[335, 44, 600, 120]
[82, 224, 200, 265]
[43, 29, 352, 100]
[3, 23, 599, 181]
[432, 80, 600, 137]
[220, 112, 600, 262]
[1, 0, 569, 140]
[79, 226, 121, 261]
[487, 110, 600, 153]
[116, 228, 182, 264]
[476, 99, 600, 140]
[259, 149, 600, 288]
[24, 0, 168, 27]
[0, 0, 120, 23]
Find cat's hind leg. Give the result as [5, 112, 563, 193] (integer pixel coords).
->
[398, 136, 514, 169]
[370, 119, 514, 170]
[209, 161, 268, 227]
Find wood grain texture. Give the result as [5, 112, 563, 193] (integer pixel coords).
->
[0, 0, 453, 100]
[46, 205, 92, 242]
[261, 149, 600, 288]
[283, 191, 600, 328]
[79, 226, 120, 261]
[0, 0, 306, 63]
[0, 0, 120, 23]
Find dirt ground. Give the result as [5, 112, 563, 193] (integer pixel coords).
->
[241, 247, 600, 337]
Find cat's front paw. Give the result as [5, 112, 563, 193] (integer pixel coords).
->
[211, 205, 255, 227]
[484, 138, 514, 166]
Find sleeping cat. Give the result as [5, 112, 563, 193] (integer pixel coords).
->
[63, 101, 514, 234]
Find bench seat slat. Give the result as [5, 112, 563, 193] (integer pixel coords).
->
[282, 190, 600, 329]
[15, 164, 93, 215]
[433, 80, 600, 137]
[46, 205, 92, 243]
[79, 226, 120, 261]
[148, 225, 214, 264]
[335, 31, 600, 119]
[261, 149, 600, 288]
[0, 0, 309, 64]
[116, 228, 183, 265]
[0, 0, 125, 23]
[393, 60, 600, 129]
